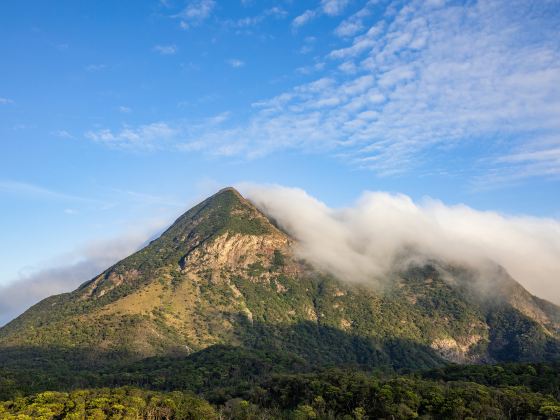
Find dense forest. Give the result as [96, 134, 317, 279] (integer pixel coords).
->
[1, 347, 560, 419]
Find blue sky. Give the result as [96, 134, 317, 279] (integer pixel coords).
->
[0, 0, 559, 305]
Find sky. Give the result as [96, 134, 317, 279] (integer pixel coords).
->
[0, 0, 559, 323]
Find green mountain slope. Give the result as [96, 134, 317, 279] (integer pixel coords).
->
[1, 187, 559, 371]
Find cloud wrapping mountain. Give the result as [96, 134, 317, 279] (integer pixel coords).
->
[2, 184, 559, 326]
[244, 185, 560, 303]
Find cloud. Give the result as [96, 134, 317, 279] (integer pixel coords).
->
[85, 64, 107, 72]
[85, 122, 179, 149]
[0, 97, 14, 105]
[176, 0, 215, 28]
[299, 36, 317, 54]
[0, 180, 102, 204]
[188, 0, 560, 179]
[51, 129, 74, 139]
[228, 6, 288, 29]
[0, 223, 167, 326]
[292, 0, 351, 30]
[85, 0, 560, 184]
[84, 113, 234, 150]
[292, 10, 317, 29]
[153, 44, 178, 55]
[243, 184, 560, 304]
[472, 137, 560, 188]
[321, 0, 351, 16]
[118, 106, 132, 113]
[334, 0, 376, 38]
[227, 58, 245, 68]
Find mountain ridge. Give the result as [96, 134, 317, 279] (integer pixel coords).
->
[1, 187, 559, 370]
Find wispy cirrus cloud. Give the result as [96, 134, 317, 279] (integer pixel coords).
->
[153, 44, 178, 55]
[477, 137, 560, 187]
[51, 129, 74, 139]
[85, 122, 179, 149]
[0, 180, 102, 204]
[85, 63, 107, 72]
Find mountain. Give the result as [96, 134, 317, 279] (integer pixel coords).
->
[1, 187, 559, 372]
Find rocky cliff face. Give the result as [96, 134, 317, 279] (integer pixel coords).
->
[1, 187, 559, 369]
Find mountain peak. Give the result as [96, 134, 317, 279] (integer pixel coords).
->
[167, 186, 274, 239]
[215, 186, 242, 196]
[1, 187, 559, 370]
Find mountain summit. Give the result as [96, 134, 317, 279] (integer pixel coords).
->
[1, 187, 559, 369]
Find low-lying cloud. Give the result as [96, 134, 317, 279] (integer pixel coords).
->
[243, 185, 560, 303]
[0, 224, 166, 327]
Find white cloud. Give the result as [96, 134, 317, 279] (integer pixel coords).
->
[0, 180, 102, 204]
[176, 0, 215, 27]
[227, 58, 245, 68]
[321, 0, 350, 16]
[85, 64, 107, 72]
[243, 184, 560, 304]
[153, 44, 178, 55]
[335, 19, 364, 38]
[86, 0, 560, 183]
[502, 148, 560, 168]
[329, 22, 384, 59]
[299, 36, 317, 54]
[338, 60, 357, 74]
[51, 129, 74, 139]
[118, 106, 132, 113]
[188, 0, 560, 178]
[229, 6, 288, 28]
[292, 10, 317, 29]
[0, 97, 14, 105]
[478, 137, 560, 186]
[85, 122, 179, 149]
[334, 0, 377, 38]
[84, 114, 233, 150]
[293, 0, 351, 29]
[266, 7, 288, 18]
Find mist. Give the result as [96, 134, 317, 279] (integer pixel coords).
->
[0, 223, 166, 327]
[243, 185, 560, 304]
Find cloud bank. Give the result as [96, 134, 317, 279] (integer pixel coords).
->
[0, 224, 165, 327]
[243, 185, 560, 303]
